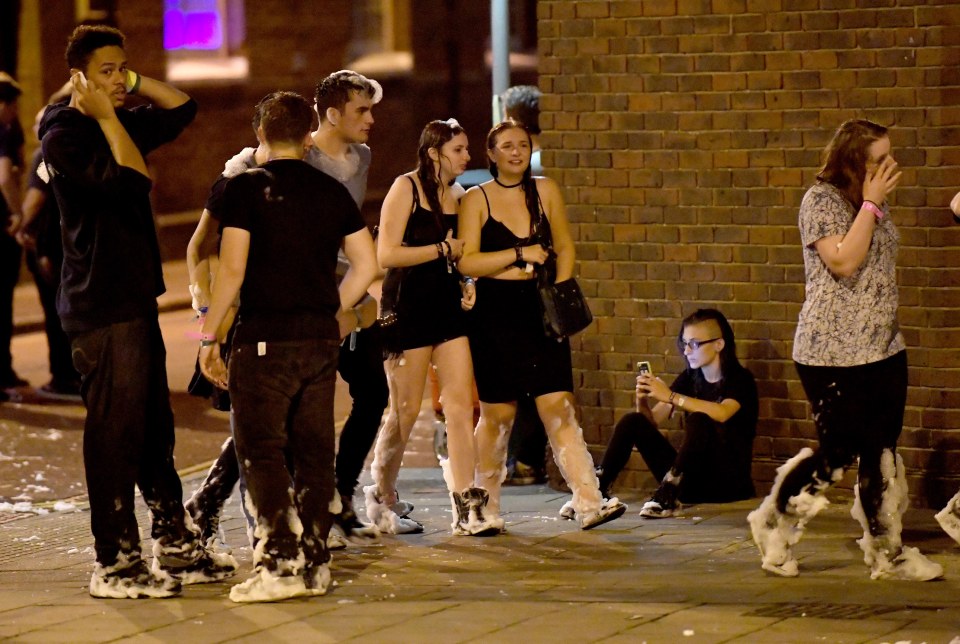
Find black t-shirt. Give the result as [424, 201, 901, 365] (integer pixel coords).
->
[221, 159, 364, 343]
[670, 365, 759, 443]
[26, 148, 62, 261]
[0, 118, 24, 220]
[204, 173, 230, 222]
[670, 365, 759, 501]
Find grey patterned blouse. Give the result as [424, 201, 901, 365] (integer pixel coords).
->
[792, 181, 905, 367]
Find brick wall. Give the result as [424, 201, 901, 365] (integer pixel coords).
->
[538, 0, 960, 506]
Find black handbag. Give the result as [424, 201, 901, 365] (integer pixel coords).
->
[539, 277, 593, 338]
[531, 185, 592, 338]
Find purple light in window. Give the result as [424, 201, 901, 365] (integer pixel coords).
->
[164, 9, 223, 50]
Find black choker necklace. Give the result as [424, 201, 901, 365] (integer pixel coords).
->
[494, 178, 523, 188]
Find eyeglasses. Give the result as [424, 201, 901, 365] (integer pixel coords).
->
[677, 337, 721, 352]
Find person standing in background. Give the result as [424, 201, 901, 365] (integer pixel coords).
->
[16, 106, 81, 400]
[0, 72, 26, 398]
[185, 70, 385, 548]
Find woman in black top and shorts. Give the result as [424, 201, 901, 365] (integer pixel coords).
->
[365, 119, 500, 536]
[458, 120, 626, 531]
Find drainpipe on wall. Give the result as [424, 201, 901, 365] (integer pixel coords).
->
[490, 0, 509, 125]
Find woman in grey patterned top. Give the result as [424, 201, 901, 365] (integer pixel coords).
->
[748, 120, 943, 582]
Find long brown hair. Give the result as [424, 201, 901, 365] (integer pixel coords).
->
[416, 119, 464, 224]
[816, 119, 888, 210]
[486, 119, 540, 230]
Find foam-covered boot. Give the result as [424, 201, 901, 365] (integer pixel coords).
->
[851, 450, 942, 581]
[451, 487, 503, 536]
[935, 489, 960, 546]
[89, 553, 181, 599]
[363, 485, 423, 534]
[152, 535, 238, 584]
[747, 448, 829, 577]
[333, 492, 380, 545]
[579, 497, 627, 530]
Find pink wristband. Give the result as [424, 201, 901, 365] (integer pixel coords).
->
[861, 200, 884, 219]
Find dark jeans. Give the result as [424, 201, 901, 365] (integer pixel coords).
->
[188, 323, 388, 522]
[0, 233, 21, 382]
[70, 316, 194, 566]
[335, 323, 389, 498]
[599, 410, 754, 503]
[779, 351, 907, 534]
[229, 336, 340, 571]
[25, 250, 76, 384]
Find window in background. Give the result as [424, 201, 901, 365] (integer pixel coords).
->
[345, 0, 411, 77]
[165, 0, 247, 82]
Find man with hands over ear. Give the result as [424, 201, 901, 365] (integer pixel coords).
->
[40, 25, 235, 599]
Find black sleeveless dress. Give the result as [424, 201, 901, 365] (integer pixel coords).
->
[380, 177, 468, 357]
[467, 185, 573, 403]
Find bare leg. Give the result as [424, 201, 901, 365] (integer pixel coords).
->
[365, 348, 433, 534]
[431, 337, 477, 492]
[473, 401, 516, 516]
[536, 392, 602, 515]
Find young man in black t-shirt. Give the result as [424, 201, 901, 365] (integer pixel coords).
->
[185, 71, 387, 548]
[587, 309, 758, 519]
[198, 92, 377, 602]
[40, 25, 235, 599]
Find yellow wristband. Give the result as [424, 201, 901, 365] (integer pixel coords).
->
[125, 69, 141, 94]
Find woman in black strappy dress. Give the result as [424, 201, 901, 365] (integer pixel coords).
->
[458, 119, 626, 531]
[365, 119, 501, 537]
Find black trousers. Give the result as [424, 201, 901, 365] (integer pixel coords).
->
[599, 410, 754, 503]
[508, 396, 548, 468]
[230, 337, 340, 571]
[71, 316, 194, 566]
[188, 323, 388, 520]
[25, 250, 76, 384]
[0, 233, 21, 383]
[335, 323, 389, 498]
[778, 351, 907, 534]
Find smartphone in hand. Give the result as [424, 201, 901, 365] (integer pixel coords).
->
[637, 361, 652, 377]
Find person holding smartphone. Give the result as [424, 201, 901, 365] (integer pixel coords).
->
[591, 308, 758, 519]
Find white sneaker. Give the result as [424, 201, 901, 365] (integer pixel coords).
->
[639, 500, 675, 519]
[559, 500, 575, 520]
[327, 532, 348, 550]
[935, 492, 960, 546]
[868, 546, 943, 581]
[579, 498, 627, 530]
[229, 568, 320, 603]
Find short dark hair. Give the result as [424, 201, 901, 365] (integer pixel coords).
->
[255, 91, 313, 146]
[0, 73, 21, 103]
[65, 25, 125, 71]
[501, 85, 541, 134]
[313, 70, 382, 121]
